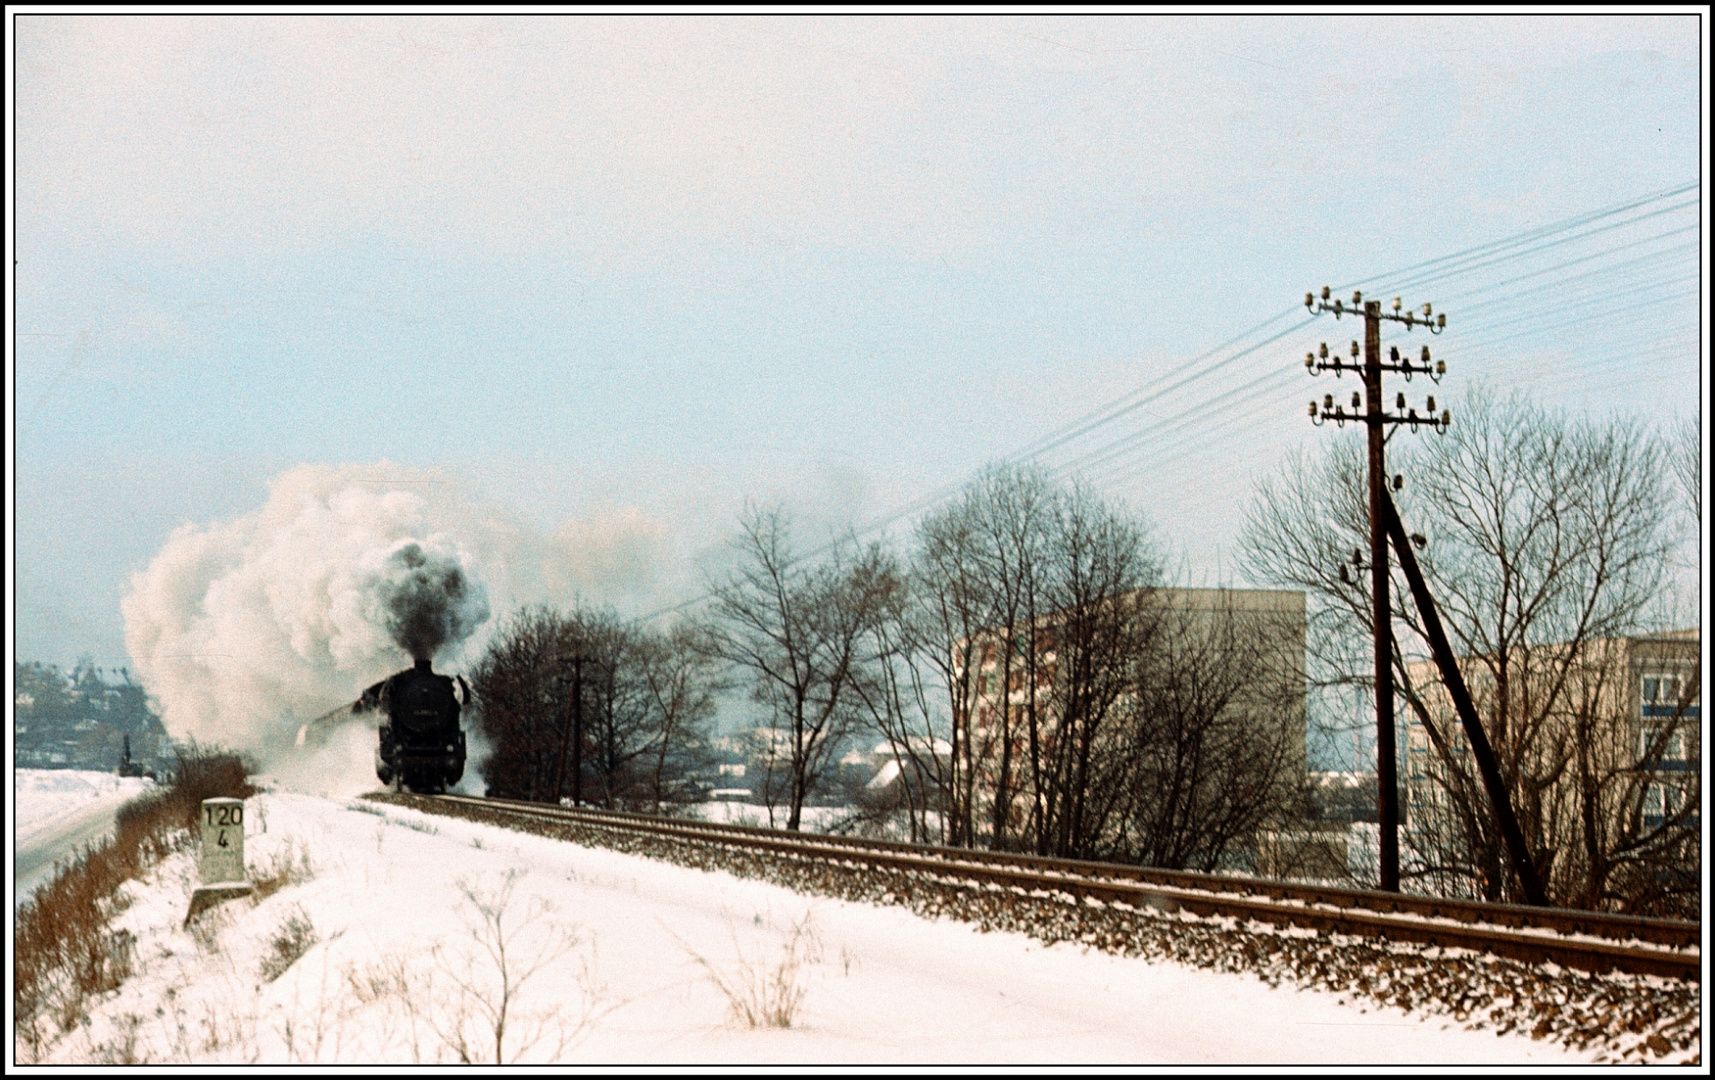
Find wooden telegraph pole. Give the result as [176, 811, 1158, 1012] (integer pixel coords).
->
[1302, 287, 1546, 905]
[554, 651, 585, 806]
[1304, 288, 1445, 892]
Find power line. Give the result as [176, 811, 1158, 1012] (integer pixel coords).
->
[1022, 188, 1694, 480]
[635, 181, 1702, 622]
[1369, 198, 1698, 296]
[1007, 309, 1308, 462]
[1090, 227, 1699, 469]
[1018, 185, 1698, 469]
[1336, 181, 1698, 292]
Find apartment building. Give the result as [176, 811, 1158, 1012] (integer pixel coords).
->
[1401, 628, 1700, 889]
[965, 587, 1307, 859]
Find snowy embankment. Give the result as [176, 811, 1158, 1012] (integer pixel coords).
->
[15, 785, 1603, 1066]
[14, 770, 154, 909]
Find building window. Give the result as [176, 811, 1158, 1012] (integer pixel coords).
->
[1639, 725, 1687, 770]
[1642, 782, 1684, 827]
[1641, 674, 1698, 718]
[1642, 676, 1680, 704]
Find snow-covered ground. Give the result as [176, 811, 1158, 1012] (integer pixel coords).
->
[13, 780, 1597, 1066]
[13, 769, 155, 909]
[686, 801, 870, 832]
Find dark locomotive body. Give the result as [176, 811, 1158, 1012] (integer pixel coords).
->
[358, 658, 469, 794]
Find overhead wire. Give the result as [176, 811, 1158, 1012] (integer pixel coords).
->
[1070, 191, 1701, 473]
[1005, 309, 1309, 463]
[1086, 273, 1701, 491]
[635, 181, 1701, 622]
[1016, 183, 1698, 469]
[1361, 198, 1699, 296]
[1079, 197, 1700, 482]
[1333, 180, 1699, 292]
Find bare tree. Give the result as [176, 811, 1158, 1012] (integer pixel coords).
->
[564, 611, 661, 811]
[1030, 482, 1163, 859]
[909, 465, 1181, 858]
[1102, 590, 1307, 871]
[1240, 388, 1688, 910]
[844, 570, 945, 843]
[469, 607, 571, 801]
[912, 464, 1066, 850]
[1672, 415, 1699, 524]
[471, 607, 715, 808]
[910, 487, 999, 847]
[700, 504, 898, 831]
[634, 624, 722, 814]
[962, 465, 1058, 850]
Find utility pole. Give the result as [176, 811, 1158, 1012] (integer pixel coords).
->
[554, 651, 585, 806]
[571, 654, 584, 808]
[1304, 287, 1446, 892]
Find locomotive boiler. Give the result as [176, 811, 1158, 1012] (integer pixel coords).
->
[356, 658, 471, 794]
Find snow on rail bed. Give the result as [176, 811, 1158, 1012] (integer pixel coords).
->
[18, 786, 1673, 1065]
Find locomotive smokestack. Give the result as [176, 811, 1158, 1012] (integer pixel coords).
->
[414, 658, 433, 672]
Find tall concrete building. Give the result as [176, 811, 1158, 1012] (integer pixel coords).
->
[965, 587, 1306, 861]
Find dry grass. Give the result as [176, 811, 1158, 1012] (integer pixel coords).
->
[251, 839, 315, 903]
[685, 911, 821, 1029]
[260, 908, 320, 983]
[14, 746, 256, 1061]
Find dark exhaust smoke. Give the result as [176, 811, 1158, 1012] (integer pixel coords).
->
[372, 541, 490, 662]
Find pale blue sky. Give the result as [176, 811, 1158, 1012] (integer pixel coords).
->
[10, 13, 1705, 669]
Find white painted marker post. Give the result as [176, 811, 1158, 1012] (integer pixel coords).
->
[200, 798, 246, 883]
[185, 796, 253, 925]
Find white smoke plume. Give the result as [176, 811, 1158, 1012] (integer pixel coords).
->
[122, 462, 663, 793]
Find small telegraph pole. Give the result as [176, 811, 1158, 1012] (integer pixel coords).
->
[185, 797, 252, 924]
[1304, 288, 1446, 892]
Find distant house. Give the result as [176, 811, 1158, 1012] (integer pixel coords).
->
[13, 661, 173, 773]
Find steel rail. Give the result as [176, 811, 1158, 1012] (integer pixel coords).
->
[405, 794, 1700, 981]
[459, 796, 1698, 946]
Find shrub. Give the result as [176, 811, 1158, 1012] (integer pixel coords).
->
[14, 745, 257, 1059]
[687, 911, 821, 1029]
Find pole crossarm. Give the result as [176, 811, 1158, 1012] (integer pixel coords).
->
[1307, 287, 1447, 332]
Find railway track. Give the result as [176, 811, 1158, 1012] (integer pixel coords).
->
[396, 793, 1701, 982]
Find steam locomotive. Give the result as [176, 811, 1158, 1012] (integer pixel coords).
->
[356, 658, 471, 794]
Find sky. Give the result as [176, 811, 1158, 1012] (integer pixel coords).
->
[13, 772, 1607, 1065]
[8, 13, 1706, 684]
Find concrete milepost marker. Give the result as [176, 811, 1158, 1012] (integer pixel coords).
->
[185, 796, 253, 925]
[201, 798, 246, 883]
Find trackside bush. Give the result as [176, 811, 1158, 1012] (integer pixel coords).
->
[14, 747, 256, 1060]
